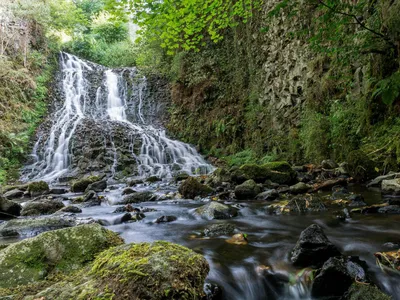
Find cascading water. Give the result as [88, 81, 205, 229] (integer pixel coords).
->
[23, 53, 213, 182]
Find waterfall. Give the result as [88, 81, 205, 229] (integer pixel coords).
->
[23, 53, 213, 182]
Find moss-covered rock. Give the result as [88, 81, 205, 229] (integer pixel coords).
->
[0, 224, 123, 288]
[267, 195, 326, 215]
[70, 176, 101, 193]
[21, 199, 65, 216]
[346, 283, 391, 300]
[234, 179, 261, 200]
[89, 241, 209, 299]
[203, 223, 236, 237]
[27, 181, 49, 197]
[178, 177, 214, 199]
[347, 150, 378, 182]
[119, 191, 157, 204]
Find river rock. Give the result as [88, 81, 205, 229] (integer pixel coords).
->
[178, 177, 214, 199]
[0, 224, 123, 288]
[351, 203, 388, 214]
[122, 187, 136, 195]
[49, 187, 69, 194]
[20, 241, 209, 299]
[290, 224, 341, 267]
[155, 215, 177, 223]
[237, 162, 296, 184]
[0, 217, 76, 237]
[377, 205, 400, 214]
[367, 172, 400, 188]
[146, 176, 162, 183]
[311, 257, 354, 298]
[234, 179, 261, 200]
[0, 196, 21, 218]
[85, 179, 107, 192]
[120, 191, 157, 204]
[382, 178, 400, 196]
[374, 249, 400, 271]
[195, 202, 238, 220]
[203, 223, 236, 237]
[21, 199, 65, 216]
[289, 182, 311, 194]
[27, 181, 49, 197]
[174, 172, 190, 182]
[57, 205, 82, 214]
[71, 175, 101, 193]
[203, 282, 223, 300]
[255, 189, 279, 201]
[226, 233, 248, 245]
[3, 189, 24, 200]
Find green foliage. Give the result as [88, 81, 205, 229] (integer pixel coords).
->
[373, 71, 400, 105]
[91, 12, 128, 43]
[107, 0, 262, 54]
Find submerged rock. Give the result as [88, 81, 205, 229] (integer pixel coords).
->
[21, 199, 65, 216]
[0, 224, 123, 288]
[195, 202, 238, 220]
[0, 196, 21, 218]
[203, 223, 236, 237]
[290, 224, 341, 268]
[234, 179, 261, 200]
[179, 177, 214, 199]
[120, 191, 157, 204]
[0, 217, 76, 237]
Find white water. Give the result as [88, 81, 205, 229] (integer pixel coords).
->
[24, 53, 213, 182]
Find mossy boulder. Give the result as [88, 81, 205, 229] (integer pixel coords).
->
[27, 181, 49, 197]
[203, 223, 236, 237]
[70, 176, 101, 193]
[267, 195, 326, 215]
[13, 241, 209, 300]
[347, 150, 378, 182]
[178, 177, 214, 199]
[89, 241, 209, 299]
[0, 196, 21, 218]
[234, 179, 262, 200]
[0, 224, 123, 288]
[21, 199, 65, 216]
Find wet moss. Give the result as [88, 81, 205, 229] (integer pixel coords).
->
[27, 181, 49, 193]
[71, 176, 101, 193]
[238, 161, 296, 184]
[347, 283, 391, 300]
[178, 177, 214, 199]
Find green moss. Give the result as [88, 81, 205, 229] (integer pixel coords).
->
[0, 224, 123, 288]
[178, 177, 213, 199]
[89, 241, 209, 299]
[27, 181, 49, 193]
[238, 162, 296, 184]
[71, 176, 101, 193]
[347, 283, 391, 300]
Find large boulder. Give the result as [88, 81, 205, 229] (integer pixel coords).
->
[0, 196, 21, 218]
[381, 178, 400, 196]
[119, 191, 157, 204]
[21, 199, 65, 216]
[178, 177, 214, 199]
[290, 224, 341, 268]
[0, 217, 76, 238]
[0, 224, 123, 288]
[195, 202, 238, 220]
[234, 179, 261, 200]
[18, 241, 209, 300]
[70, 176, 101, 193]
[27, 181, 49, 197]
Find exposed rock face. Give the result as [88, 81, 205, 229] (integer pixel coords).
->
[290, 224, 341, 268]
[234, 179, 261, 200]
[195, 202, 238, 220]
[0, 224, 123, 288]
[178, 177, 214, 199]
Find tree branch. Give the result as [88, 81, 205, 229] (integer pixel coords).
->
[318, 0, 396, 49]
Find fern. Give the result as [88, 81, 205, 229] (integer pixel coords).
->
[373, 71, 400, 105]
